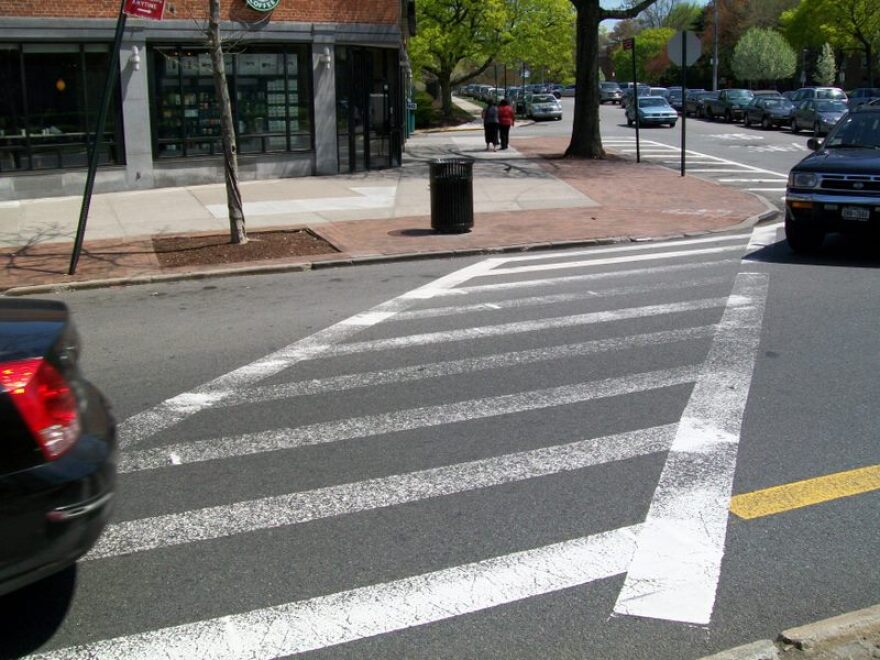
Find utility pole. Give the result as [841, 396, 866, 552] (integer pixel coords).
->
[712, 0, 719, 91]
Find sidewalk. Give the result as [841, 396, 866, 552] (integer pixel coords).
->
[0, 110, 776, 295]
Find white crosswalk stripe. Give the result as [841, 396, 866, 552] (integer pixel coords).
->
[32, 230, 772, 656]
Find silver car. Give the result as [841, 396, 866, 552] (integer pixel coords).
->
[599, 82, 622, 104]
[527, 93, 563, 121]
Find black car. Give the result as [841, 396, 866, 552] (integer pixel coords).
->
[785, 104, 880, 252]
[0, 298, 116, 597]
[743, 97, 795, 129]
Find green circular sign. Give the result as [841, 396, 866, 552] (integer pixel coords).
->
[246, 0, 279, 11]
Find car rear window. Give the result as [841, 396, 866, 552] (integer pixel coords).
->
[815, 100, 848, 112]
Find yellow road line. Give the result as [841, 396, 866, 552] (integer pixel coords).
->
[730, 464, 880, 520]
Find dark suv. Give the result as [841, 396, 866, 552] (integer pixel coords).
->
[785, 104, 880, 252]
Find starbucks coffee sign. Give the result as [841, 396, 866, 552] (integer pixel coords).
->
[246, 0, 279, 11]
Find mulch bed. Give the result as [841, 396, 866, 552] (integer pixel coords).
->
[152, 229, 339, 269]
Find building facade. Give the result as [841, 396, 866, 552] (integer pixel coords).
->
[0, 0, 414, 200]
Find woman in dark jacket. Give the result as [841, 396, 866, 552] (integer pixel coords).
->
[497, 98, 515, 150]
[482, 100, 499, 151]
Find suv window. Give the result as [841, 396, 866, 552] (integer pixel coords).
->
[824, 111, 880, 148]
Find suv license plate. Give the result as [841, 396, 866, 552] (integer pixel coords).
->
[841, 206, 870, 221]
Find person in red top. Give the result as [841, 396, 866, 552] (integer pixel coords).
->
[497, 98, 516, 150]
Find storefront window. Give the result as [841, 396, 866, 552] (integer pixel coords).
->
[152, 45, 311, 159]
[0, 43, 123, 173]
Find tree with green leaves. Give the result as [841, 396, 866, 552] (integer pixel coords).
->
[611, 27, 676, 83]
[566, 0, 661, 159]
[815, 42, 837, 85]
[782, 0, 879, 86]
[409, 0, 575, 118]
[731, 28, 797, 86]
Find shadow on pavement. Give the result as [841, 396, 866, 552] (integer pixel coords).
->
[745, 234, 880, 268]
[0, 565, 77, 659]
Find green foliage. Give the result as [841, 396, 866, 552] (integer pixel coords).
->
[409, 0, 575, 116]
[662, 2, 702, 31]
[610, 27, 676, 83]
[815, 43, 836, 85]
[782, 0, 880, 52]
[731, 28, 797, 83]
[412, 90, 436, 129]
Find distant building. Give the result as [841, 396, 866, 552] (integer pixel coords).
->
[0, 0, 415, 199]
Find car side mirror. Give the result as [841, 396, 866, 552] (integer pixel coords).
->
[807, 137, 823, 151]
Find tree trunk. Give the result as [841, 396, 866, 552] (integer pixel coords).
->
[208, 0, 247, 244]
[565, 1, 605, 158]
[440, 72, 453, 118]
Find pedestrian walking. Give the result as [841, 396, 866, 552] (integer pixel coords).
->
[482, 100, 499, 151]
[498, 98, 515, 150]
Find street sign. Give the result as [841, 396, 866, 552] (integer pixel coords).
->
[622, 38, 634, 51]
[667, 31, 701, 67]
[123, 0, 165, 20]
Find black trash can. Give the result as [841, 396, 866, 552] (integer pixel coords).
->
[429, 158, 474, 234]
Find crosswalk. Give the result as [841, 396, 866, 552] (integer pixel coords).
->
[29, 230, 776, 658]
[604, 137, 788, 202]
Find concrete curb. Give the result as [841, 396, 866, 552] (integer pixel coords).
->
[2, 206, 779, 297]
[1, 210, 776, 296]
[700, 604, 880, 660]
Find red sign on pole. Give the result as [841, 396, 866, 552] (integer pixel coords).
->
[622, 38, 634, 51]
[123, 0, 166, 20]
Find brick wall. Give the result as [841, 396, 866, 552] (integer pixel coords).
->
[0, 0, 399, 24]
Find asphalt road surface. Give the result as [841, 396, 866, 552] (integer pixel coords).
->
[3, 225, 877, 659]
[520, 99, 810, 209]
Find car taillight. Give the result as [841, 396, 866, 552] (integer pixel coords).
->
[0, 357, 80, 460]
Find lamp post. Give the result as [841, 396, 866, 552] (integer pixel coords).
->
[801, 48, 808, 86]
[712, 0, 718, 91]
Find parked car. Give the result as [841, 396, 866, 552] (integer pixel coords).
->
[751, 89, 784, 98]
[847, 87, 880, 110]
[621, 84, 651, 110]
[561, 84, 577, 97]
[704, 88, 754, 121]
[527, 93, 563, 120]
[599, 81, 622, 104]
[0, 298, 116, 597]
[667, 89, 684, 112]
[743, 96, 795, 129]
[790, 86, 847, 102]
[784, 103, 880, 252]
[626, 96, 678, 127]
[791, 99, 848, 135]
[683, 89, 709, 116]
[649, 87, 669, 100]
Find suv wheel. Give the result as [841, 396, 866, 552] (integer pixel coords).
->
[785, 213, 824, 253]
[791, 119, 799, 133]
[762, 116, 771, 129]
[743, 114, 751, 127]
[724, 110, 733, 122]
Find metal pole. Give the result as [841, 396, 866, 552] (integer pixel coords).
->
[632, 39, 640, 163]
[712, 0, 719, 91]
[681, 32, 687, 177]
[69, 0, 127, 274]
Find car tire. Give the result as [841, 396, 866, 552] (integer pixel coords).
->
[785, 213, 824, 253]
[743, 115, 751, 127]
[813, 122, 821, 135]
[791, 119, 799, 133]
[705, 108, 713, 120]
[724, 110, 733, 122]
[627, 116, 633, 127]
[762, 116, 771, 129]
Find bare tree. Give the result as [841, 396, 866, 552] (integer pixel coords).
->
[566, 0, 661, 159]
[208, 0, 247, 244]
